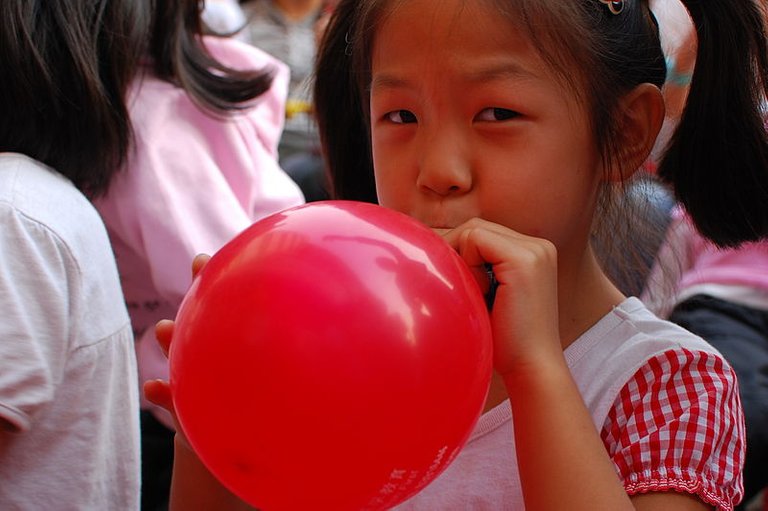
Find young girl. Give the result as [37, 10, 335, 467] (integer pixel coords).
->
[88, 0, 304, 507]
[148, 0, 768, 509]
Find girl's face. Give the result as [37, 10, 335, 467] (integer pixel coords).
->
[370, 0, 604, 255]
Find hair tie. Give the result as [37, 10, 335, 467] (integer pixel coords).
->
[665, 56, 693, 87]
[598, 0, 625, 15]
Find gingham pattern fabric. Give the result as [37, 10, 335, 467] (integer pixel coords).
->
[600, 348, 745, 510]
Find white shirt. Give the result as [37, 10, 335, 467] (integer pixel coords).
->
[0, 153, 140, 510]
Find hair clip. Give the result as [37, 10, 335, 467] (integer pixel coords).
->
[598, 0, 625, 15]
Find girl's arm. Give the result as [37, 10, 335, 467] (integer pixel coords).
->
[441, 218, 634, 509]
[171, 436, 254, 511]
[441, 218, 716, 511]
[505, 356, 638, 509]
[504, 359, 713, 511]
[634, 493, 714, 510]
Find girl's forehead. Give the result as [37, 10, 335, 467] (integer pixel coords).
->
[368, 0, 569, 68]
[366, 0, 592, 117]
[375, 0, 522, 31]
[372, 0, 527, 48]
[366, 0, 594, 90]
[374, 0, 541, 24]
[370, 0, 557, 79]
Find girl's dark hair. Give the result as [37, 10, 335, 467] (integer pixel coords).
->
[0, 0, 273, 197]
[315, 0, 768, 247]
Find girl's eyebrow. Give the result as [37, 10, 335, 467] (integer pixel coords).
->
[463, 60, 541, 83]
[370, 74, 412, 92]
[371, 61, 541, 92]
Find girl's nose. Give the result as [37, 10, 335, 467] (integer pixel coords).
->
[416, 131, 472, 196]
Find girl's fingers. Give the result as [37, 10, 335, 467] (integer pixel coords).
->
[144, 380, 190, 447]
[435, 221, 506, 286]
[155, 319, 175, 358]
[143, 379, 173, 411]
[439, 218, 557, 276]
[191, 253, 211, 279]
[434, 218, 561, 372]
[141, 254, 213, 447]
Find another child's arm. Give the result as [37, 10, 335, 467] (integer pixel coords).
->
[440, 218, 720, 511]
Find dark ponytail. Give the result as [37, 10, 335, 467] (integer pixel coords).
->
[658, 0, 768, 246]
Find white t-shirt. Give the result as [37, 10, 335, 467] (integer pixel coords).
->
[0, 153, 140, 510]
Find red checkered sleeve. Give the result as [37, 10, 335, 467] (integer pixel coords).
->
[600, 348, 745, 510]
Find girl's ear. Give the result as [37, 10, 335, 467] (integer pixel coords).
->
[608, 83, 665, 182]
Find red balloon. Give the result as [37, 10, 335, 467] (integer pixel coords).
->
[169, 201, 492, 511]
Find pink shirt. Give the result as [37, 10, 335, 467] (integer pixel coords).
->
[643, 207, 768, 317]
[95, 37, 304, 425]
[673, 230, 768, 293]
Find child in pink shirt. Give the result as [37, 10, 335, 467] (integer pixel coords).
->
[94, 4, 304, 508]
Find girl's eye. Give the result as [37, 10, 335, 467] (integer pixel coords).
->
[386, 109, 418, 124]
[476, 107, 519, 122]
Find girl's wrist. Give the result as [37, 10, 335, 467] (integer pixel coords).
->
[174, 431, 193, 454]
[500, 350, 572, 401]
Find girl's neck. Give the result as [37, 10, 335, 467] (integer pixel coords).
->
[271, 0, 323, 21]
[482, 245, 624, 413]
[556, 245, 625, 350]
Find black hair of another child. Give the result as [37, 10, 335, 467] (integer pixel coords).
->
[0, 0, 274, 197]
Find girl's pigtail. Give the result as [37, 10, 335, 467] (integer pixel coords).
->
[314, 0, 378, 203]
[658, 0, 768, 246]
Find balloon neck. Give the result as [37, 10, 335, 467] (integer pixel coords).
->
[484, 263, 498, 310]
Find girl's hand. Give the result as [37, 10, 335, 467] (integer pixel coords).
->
[143, 254, 254, 510]
[143, 319, 186, 441]
[441, 220, 640, 509]
[143, 254, 211, 448]
[438, 218, 563, 378]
